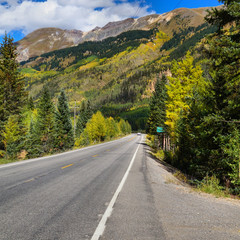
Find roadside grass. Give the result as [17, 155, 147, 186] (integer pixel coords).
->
[146, 134, 234, 199]
[173, 170, 188, 183]
[193, 176, 230, 198]
[0, 158, 18, 165]
[145, 134, 165, 161]
[152, 149, 165, 161]
[165, 175, 181, 185]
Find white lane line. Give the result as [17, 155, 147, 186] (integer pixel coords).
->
[0, 135, 133, 170]
[91, 136, 142, 240]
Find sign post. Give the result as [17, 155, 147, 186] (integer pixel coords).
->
[157, 127, 165, 150]
[157, 127, 164, 133]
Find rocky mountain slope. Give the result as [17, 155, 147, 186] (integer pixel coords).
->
[16, 7, 213, 62]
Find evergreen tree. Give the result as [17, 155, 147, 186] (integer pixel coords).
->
[54, 90, 74, 150]
[34, 87, 55, 154]
[199, 0, 240, 186]
[0, 33, 26, 120]
[76, 114, 86, 138]
[75, 100, 93, 138]
[85, 100, 93, 120]
[205, 0, 240, 31]
[0, 33, 27, 151]
[172, 0, 240, 188]
[24, 119, 42, 158]
[147, 74, 167, 135]
[205, 0, 240, 120]
[27, 96, 35, 111]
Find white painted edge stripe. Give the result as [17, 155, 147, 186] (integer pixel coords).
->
[91, 135, 142, 240]
[0, 134, 133, 169]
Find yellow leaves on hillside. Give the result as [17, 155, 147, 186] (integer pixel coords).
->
[146, 31, 170, 50]
[94, 30, 170, 77]
[165, 51, 204, 136]
[24, 30, 171, 104]
[75, 111, 131, 147]
[130, 104, 148, 111]
[21, 68, 57, 80]
[79, 60, 99, 71]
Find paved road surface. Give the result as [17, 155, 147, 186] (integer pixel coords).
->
[0, 134, 240, 240]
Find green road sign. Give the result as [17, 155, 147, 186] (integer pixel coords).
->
[157, 127, 164, 133]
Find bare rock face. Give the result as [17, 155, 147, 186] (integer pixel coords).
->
[82, 18, 136, 42]
[16, 15, 161, 62]
[16, 28, 83, 62]
[16, 6, 215, 62]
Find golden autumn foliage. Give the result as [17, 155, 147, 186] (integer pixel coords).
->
[75, 111, 131, 147]
[165, 51, 204, 136]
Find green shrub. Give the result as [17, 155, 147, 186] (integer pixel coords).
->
[197, 175, 225, 197]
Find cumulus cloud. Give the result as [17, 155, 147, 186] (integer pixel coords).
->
[0, 0, 153, 35]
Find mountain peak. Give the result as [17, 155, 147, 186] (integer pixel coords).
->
[16, 6, 216, 62]
[102, 18, 134, 29]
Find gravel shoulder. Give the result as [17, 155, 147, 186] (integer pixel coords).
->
[146, 145, 240, 240]
[102, 140, 240, 240]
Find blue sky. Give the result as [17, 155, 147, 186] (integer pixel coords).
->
[147, 0, 221, 13]
[0, 0, 221, 42]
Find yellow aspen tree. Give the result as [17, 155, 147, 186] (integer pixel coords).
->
[165, 51, 204, 137]
[85, 111, 107, 142]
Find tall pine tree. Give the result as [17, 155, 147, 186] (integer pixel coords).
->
[172, 0, 240, 187]
[75, 100, 93, 138]
[0, 33, 26, 121]
[34, 87, 55, 154]
[147, 74, 167, 135]
[201, 0, 240, 186]
[0, 33, 27, 154]
[205, 0, 240, 120]
[54, 90, 74, 150]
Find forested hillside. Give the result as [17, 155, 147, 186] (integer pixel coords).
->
[21, 29, 157, 70]
[147, 0, 240, 195]
[20, 20, 216, 131]
[0, 38, 131, 161]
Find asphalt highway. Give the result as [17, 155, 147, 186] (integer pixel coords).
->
[0, 134, 144, 240]
[1, 134, 240, 240]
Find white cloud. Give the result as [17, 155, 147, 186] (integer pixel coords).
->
[57, 0, 114, 8]
[0, 0, 153, 35]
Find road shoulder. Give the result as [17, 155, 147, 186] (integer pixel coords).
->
[102, 140, 240, 240]
[146, 145, 240, 240]
[101, 141, 166, 240]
